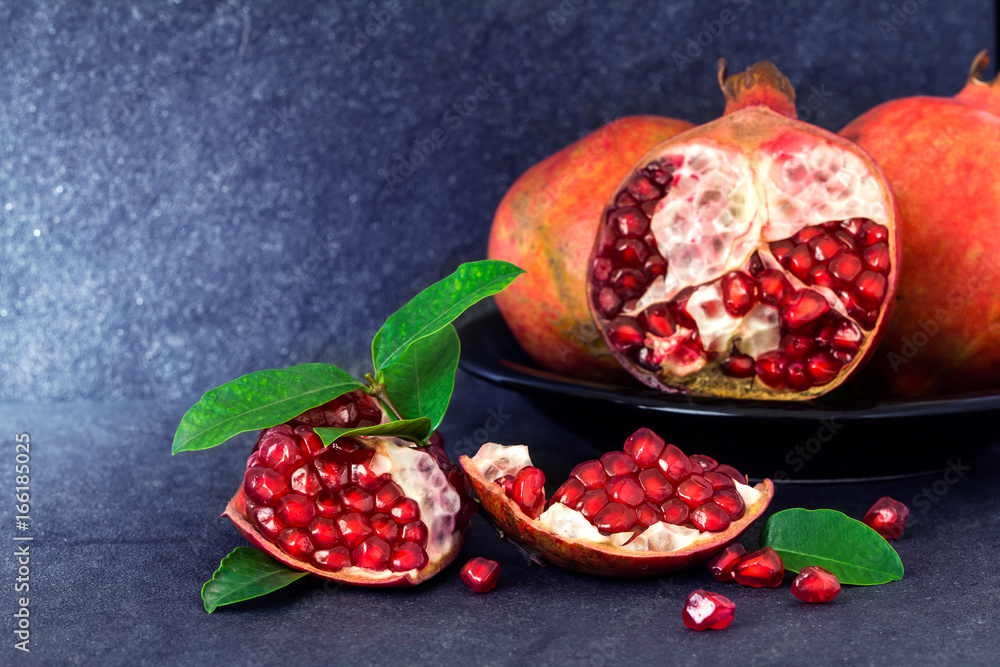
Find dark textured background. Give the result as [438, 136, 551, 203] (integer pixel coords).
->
[1, 0, 999, 664]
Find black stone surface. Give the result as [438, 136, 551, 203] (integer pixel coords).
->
[2, 0, 999, 664]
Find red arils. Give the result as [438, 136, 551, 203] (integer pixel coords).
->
[720, 271, 757, 317]
[683, 589, 736, 631]
[512, 467, 546, 519]
[711, 488, 745, 520]
[245, 467, 289, 505]
[592, 502, 638, 532]
[690, 503, 731, 531]
[733, 547, 784, 588]
[550, 477, 586, 507]
[624, 427, 665, 467]
[660, 498, 690, 525]
[677, 476, 715, 509]
[658, 444, 693, 483]
[708, 543, 747, 581]
[460, 557, 500, 593]
[791, 566, 841, 603]
[863, 496, 910, 539]
[572, 460, 609, 489]
[390, 542, 428, 572]
[601, 451, 638, 476]
[782, 291, 829, 330]
[755, 351, 787, 388]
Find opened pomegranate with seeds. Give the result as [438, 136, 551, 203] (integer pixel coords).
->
[588, 60, 900, 399]
[459, 427, 773, 577]
[224, 389, 476, 586]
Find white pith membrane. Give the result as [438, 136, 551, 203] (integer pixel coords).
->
[469, 443, 762, 553]
[615, 138, 890, 383]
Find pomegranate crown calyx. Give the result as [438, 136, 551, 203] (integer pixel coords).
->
[718, 59, 797, 119]
[967, 50, 998, 88]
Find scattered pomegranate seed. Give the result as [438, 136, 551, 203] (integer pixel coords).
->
[863, 496, 910, 539]
[733, 547, 784, 587]
[708, 543, 748, 581]
[791, 566, 841, 603]
[460, 557, 500, 593]
[683, 589, 735, 631]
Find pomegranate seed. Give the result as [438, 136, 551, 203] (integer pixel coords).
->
[374, 481, 404, 511]
[757, 269, 791, 307]
[615, 191, 638, 207]
[660, 498, 690, 525]
[714, 464, 746, 484]
[782, 290, 830, 329]
[720, 354, 756, 378]
[708, 543, 747, 581]
[607, 475, 646, 507]
[592, 501, 638, 533]
[253, 506, 282, 540]
[785, 361, 811, 391]
[690, 503, 731, 531]
[636, 503, 660, 527]
[808, 265, 834, 288]
[245, 467, 289, 505]
[601, 451, 639, 476]
[770, 239, 794, 261]
[294, 426, 326, 458]
[370, 513, 400, 542]
[683, 589, 735, 631]
[512, 466, 546, 519]
[676, 475, 715, 509]
[720, 271, 757, 317]
[806, 352, 843, 384]
[313, 452, 350, 490]
[313, 546, 350, 571]
[389, 542, 428, 572]
[314, 491, 342, 518]
[460, 557, 500, 593]
[733, 547, 784, 587]
[862, 242, 891, 273]
[624, 427, 666, 466]
[550, 477, 586, 507]
[834, 229, 857, 249]
[258, 432, 303, 475]
[638, 304, 675, 338]
[614, 238, 650, 267]
[627, 174, 661, 201]
[276, 493, 317, 527]
[572, 460, 609, 489]
[576, 489, 609, 518]
[494, 474, 515, 497]
[290, 465, 323, 497]
[863, 496, 910, 539]
[607, 316, 645, 353]
[809, 234, 844, 262]
[690, 454, 718, 472]
[349, 451, 382, 489]
[657, 444, 693, 483]
[390, 498, 420, 523]
[842, 217, 864, 235]
[784, 244, 814, 281]
[829, 251, 863, 285]
[597, 287, 623, 318]
[824, 318, 862, 353]
[612, 268, 645, 298]
[755, 351, 787, 388]
[781, 334, 816, 360]
[747, 252, 764, 275]
[399, 521, 428, 544]
[854, 271, 887, 308]
[857, 220, 888, 246]
[352, 536, 391, 570]
[704, 471, 735, 490]
[793, 226, 824, 244]
[644, 255, 668, 277]
[638, 468, 673, 503]
[336, 511, 374, 548]
[712, 488, 745, 519]
[277, 528, 315, 559]
[592, 257, 613, 283]
[309, 517, 341, 549]
[791, 566, 841, 603]
[609, 207, 649, 237]
[338, 485, 374, 514]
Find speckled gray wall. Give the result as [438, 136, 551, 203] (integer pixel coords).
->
[1, 0, 995, 402]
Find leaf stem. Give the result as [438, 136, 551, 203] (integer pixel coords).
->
[364, 373, 405, 421]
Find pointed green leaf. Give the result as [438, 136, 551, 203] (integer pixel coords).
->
[759, 508, 904, 585]
[314, 416, 433, 446]
[381, 324, 460, 431]
[201, 547, 308, 613]
[172, 364, 362, 454]
[373, 260, 523, 372]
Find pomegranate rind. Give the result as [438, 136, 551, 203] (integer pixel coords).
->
[459, 451, 773, 578]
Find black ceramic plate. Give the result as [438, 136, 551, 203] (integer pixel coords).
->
[457, 309, 1000, 479]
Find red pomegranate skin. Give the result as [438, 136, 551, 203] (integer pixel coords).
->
[841, 51, 1000, 396]
[488, 115, 693, 382]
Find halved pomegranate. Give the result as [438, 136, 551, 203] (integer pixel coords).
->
[459, 428, 773, 577]
[588, 60, 900, 399]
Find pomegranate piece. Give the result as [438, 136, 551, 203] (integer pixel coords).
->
[683, 589, 736, 631]
[863, 496, 910, 540]
[460, 557, 500, 593]
[733, 547, 785, 588]
[791, 566, 841, 603]
[708, 543, 747, 581]
[588, 60, 898, 400]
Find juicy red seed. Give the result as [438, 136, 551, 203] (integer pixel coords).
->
[276, 493, 316, 528]
[676, 475, 715, 509]
[602, 451, 639, 476]
[690, 454, 718, 472]
[244, 467, 289, 505]
[512, 466, 546, 519]
[823, 318, 862, 353]
[390, 542, 428, 572]
[834, 229, 857, 249]
[720, 354, 756, 378]
[704, 471, 735, 490]
[645, 256, 668, 278]
[277, 528, 315, 559]
[781, 334, 816, 360]
[785, 361, 811, 391]
[246, 452, 260, 469]
[390, 498, 421, 523]
[784, 244, 814, 281]
[690, 503, 731, 531]
[658, 444, 693, 483]
[829, 252, 863, 285]
[683, 589, 736, 631]
[576, 489, 609, 518]
[258, 432, 304, 475]
[253, 506, 282, 540]
[290, 465, 323, 497]
[494, 474, 515, 497]
[314, 491, 342, 518]
[708, 543, 747, 582]
[831, 349, 854, 364]
[607, 475, 646, 507]
[551, 477, 586, 508]
[791, 566, 841, 603]
[636, 503, 661, 527]
[615, 191, 637, 207]
[370, 513, 400, 542]
[862, 242, 891, 273]
[712, 488, 745, 520]
[572, 460, 609, 489]
[720, 271, 757, 317]
[592, 501, 637, 533]
[309, 517, 341, 549]
[644, 161, 674, 185]
[863, 496, 910, 539]
[809, 234, 844, 262]
[352, 536, 391, 570]
[793, 226, 824, 244]
[859, 310, 879, 331]
[806, 352, 843, 384]
[842, 218, 864, 235]
[313, 452, 350, 490]
[592, 257, 613, 283]
[295, 426, 326, 458]
[638, 468, 673, 503]
[349, 453, 383, 490]
[770, 239, 794, 262]
[375, 482, 404, 511]
[714, 464, 746, 484]
[460, 557, 500, 593]
[607, 317, 645, 352]
[857, 220, 888, 246]
[733, 547, 785, 587]
[808, 265, 834, 288]
[612, 268, 645, 296]
[597, 287, 623, 318]
[747, 252, 764, 276]
[755, 351, 787, 388]
[757, 269, 791, 307]
[660, 498, 690, 524]
[627, 174, 661, 201]
[668, 299, 697, 329]
[338, 485, 374, 514]
[615, 238, 649, 267]
[624, 427, 666, 467]
[855, 271, 887, 308]
[313, 546, 350, 571]
[336, 512, 374, 548]
[399, 521, 428, 545]
[783, 291, 830, 330]
[609, 207, 649, 237]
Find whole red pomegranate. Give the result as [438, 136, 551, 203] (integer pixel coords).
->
[841, 51, 1000, 396]
[225, 390, 476, 586]
[488, 115, 693, 381]
[587, 61, 901, 399]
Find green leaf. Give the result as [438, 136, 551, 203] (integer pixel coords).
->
[314, 416, 433, 446]
[201, 547, 308, 613]
[172, 364, 362, 454]
[759, 508, 904, 585]
[381, 325, 460, 431]
[373, 260, 524, 373]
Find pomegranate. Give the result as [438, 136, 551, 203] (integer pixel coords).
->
[683, 589, 736, 631]
[863, 496, 909, 540]
[488, 115, 694, 381]
[732, 546, 784, 587]
[707, 543, 747, 582]
[459, 427, 773, 577]
[791, 566, 841, 603]
[588, 60, 900, 399]
[460, 557, 501, 593]
[841, 51, 1000, 396]
[224, 390, 476, 587]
